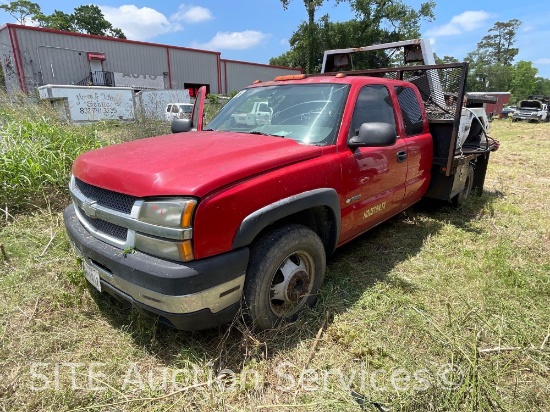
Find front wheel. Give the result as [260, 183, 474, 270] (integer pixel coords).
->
[243, 224, 326, 330]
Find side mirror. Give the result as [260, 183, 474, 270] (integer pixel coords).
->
[171, 118, 192, 133]
[348, 122, 397, 148]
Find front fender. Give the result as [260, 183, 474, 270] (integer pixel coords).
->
[232, 188, 341, 253]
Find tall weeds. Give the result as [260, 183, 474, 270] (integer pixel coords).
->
[0, 92, 106, 213]
[0, 92, 227, 215]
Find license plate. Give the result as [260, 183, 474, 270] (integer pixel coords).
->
[83, 260, 102, 292]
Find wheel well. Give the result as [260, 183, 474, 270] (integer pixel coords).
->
[254, 206, 337, 255]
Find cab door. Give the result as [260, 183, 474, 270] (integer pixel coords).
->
[341, 85, 408, 239]
[191, 86, 207, 131]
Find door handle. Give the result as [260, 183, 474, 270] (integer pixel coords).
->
[397, 150, 407, 163]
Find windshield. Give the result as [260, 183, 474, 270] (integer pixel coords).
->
[178, 104, 193, 113]
[207, 83, 349, 145]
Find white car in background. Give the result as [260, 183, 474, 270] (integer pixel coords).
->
[512, 100, 549, 123]
[165, 103, 193, 122]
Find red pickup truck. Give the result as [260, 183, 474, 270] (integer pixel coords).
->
[64, 62, 497, 331]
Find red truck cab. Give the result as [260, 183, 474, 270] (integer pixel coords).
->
[64, 67, 494, 330]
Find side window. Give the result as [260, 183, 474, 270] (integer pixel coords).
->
[166, 105, 172, 113]
[171, 105, 179, 113]
[348, 85, 396, 140]
[395, 86, 424, 136]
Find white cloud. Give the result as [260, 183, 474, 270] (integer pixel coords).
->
[535, 58, 550, 65]
[425, 11, 492, 37]
[194, 31, 270, 50]
[280, 38, 288, 46]
[100, 5, 183, 41]
[170, 5, 213, 23]
[21, 18, 40, 27]
[522, 25, 534, 33]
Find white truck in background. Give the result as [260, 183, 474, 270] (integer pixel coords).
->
[230, 101, 272, 127]
[134, 89, 191, 121]
[512, 98, 549, 123]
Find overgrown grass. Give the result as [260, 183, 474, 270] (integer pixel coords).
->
[0, 93, 108, 213]
[0, 119, 548, 411]
[0, 92, 199, 213]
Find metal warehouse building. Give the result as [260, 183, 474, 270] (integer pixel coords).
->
[0, 23, 302, 96]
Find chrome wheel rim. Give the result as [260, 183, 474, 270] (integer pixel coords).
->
[269, 250, 315, 318]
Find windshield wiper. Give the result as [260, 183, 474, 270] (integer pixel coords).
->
[248, 131, 285, 138]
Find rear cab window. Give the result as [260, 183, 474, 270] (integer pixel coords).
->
[394, 86, 425, 136]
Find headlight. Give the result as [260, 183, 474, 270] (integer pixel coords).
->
[135, 234, 194, 262]
[138, 198, 196, 228]
[136, 198, 196, 261]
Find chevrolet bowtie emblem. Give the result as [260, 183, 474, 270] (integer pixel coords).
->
[81, 200, 98, 218]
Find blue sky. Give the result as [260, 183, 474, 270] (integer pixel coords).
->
[1, 1, 549, 78]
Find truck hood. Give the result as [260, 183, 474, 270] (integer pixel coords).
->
[73, 131, 323, 198]
[518, 100, 543, 110]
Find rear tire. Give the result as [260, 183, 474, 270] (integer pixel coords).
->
[453, 164, 475, 207]
[243, 224, 326, 330]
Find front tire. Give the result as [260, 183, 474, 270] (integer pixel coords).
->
[244, 224, 326, 330]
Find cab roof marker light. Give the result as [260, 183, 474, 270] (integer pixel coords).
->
[274, 74, 307, 81]
[335, 73, 346, 78]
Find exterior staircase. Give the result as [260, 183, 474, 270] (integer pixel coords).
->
[75, 71, 115, 87]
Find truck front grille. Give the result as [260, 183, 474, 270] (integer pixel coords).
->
[77, 205, 128, 241]
[74, 177, 136, 214]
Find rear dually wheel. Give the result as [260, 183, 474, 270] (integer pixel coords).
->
[453, 164, 475, 207]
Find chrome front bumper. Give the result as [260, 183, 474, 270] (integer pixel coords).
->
[64, 204, 249, 329]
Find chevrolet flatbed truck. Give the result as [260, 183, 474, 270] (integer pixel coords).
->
[64, 40, 498, 331]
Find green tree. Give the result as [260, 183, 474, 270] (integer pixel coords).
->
[465, 19, 522, 92]
[273, 1, 435, 73]
[477, 19, 521, 66]
[465, 52, 514, 92]
[533, 77, 550, 96]
[434, 54, 458, 64]
[33, 4, 127, 39]
[39, 10, 74, 31]
[510, 60, 538, 101]
[280, 1, 325, 73]
[0, 0, 41, 24]
[71, 5, 125, 38]
[348, 0, 435, 38]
